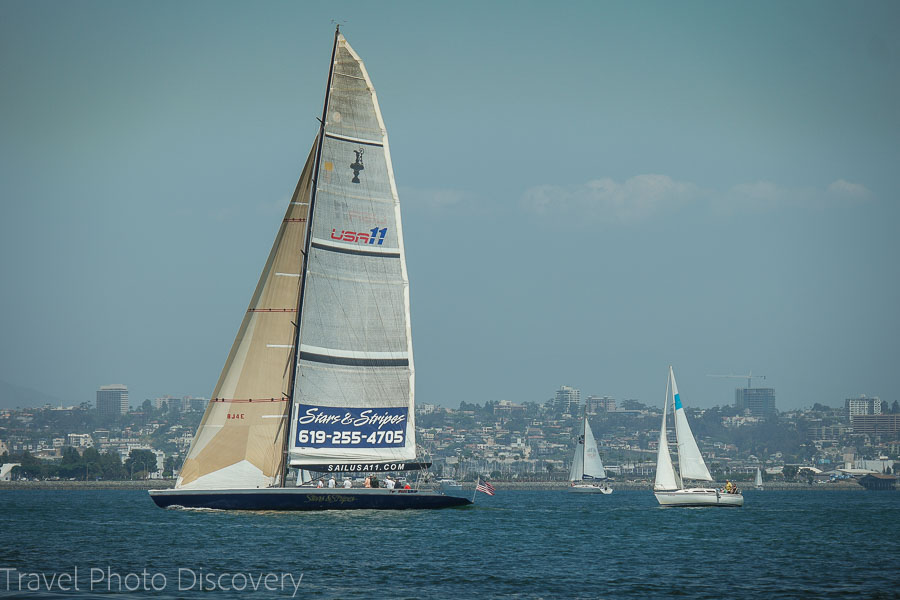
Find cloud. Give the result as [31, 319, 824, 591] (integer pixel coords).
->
[827, 179, 870, 200]
[721, 180, 803, 212]
[399, 186, 496, 217]
[523, 176, 873, 222]
[720, 179, 871, 213]
[522, 174, 700, 223]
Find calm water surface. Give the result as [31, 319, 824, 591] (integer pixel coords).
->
[1, 489, 898, 598]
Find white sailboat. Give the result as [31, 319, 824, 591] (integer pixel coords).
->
[755, 467, 763, 490]
[654, 366, 743, 507]
[569, 414, 612, 494]
[150, 28, 470, 511]
[295, 469, 314, 487]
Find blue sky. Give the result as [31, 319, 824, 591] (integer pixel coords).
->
[1, 1, 897, 410]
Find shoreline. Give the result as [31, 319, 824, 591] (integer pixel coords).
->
[0, 480, 865, 491]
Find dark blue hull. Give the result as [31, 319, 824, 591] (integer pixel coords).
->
[149, 487, 472, 511]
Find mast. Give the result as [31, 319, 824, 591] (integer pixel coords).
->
[671, 368, 682, 489]
[279, 26, 341, 486]
[581, 412, 587, 478]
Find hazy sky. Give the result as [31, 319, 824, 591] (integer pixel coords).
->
[1, 1, 898, 410]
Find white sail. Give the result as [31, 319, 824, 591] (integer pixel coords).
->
[755, 467, 763, 489]
[297, 469, 312, 486]
[654, 374, 679, 491]
[288, 34, 416, 467]
[671, 367, 713, 482]
[569, 430, 584, 481]
[582, 419, 607, 480]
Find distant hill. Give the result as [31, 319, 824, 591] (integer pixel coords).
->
[0, 380, 65, 409]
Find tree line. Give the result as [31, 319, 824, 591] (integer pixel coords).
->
[2, 448, 167, 480]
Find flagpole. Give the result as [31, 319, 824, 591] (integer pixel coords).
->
[472, 477, 478, 503]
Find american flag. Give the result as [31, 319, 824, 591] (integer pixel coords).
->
[475, 479, 495, 496]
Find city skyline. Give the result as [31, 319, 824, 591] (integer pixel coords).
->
[1, 2, 898, 410]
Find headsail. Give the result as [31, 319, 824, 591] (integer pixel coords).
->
[176, 142, 317, 490]
[654, 371, 679, 491]
[671, 366, 713, 482]
[288, 34, 416, 467]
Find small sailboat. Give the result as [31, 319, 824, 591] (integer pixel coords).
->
[755, 467, 763, 490]
[568, 414, 612, 494]
[295, 469, 314, 487]
[150, 28, 470, 511]
[654, 366, 743, 507]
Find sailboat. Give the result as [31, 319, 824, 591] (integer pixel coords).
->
[653, 366, 743, 507]
[296, 469, 314, 487]
[568, 414, 612, 494]
[755, 467, 763, 490]
[150, 28, 470, 511]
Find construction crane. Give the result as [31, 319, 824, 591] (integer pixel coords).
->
[707, 372, 766, 389]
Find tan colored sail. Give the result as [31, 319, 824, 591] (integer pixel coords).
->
[177, 141, 315, 489]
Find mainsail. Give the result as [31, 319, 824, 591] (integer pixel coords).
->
[287, 34, 417, 467]
[582, 419, 607, 480]
[671, 367, 713, 481]
[177, 143, 317, 490]
[570, 417, 607, 480]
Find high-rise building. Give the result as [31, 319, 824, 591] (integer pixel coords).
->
[734, 387, 776, 417]
[97, 384, 129, 416]
[845, 396, 884, 417]
[554, 385, 580, 415]
[850, 414, 900, 436]
[585, 395, 616, 413]
[154, 396, 209, 412]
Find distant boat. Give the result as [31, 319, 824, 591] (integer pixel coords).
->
[295, 469, 315, 487]
[654, 366, 743, 507]
[438, 479, 463, 493]
[149, 28, 470, 511]
[755, 467, 763, 490]
[568, 414, 612, 494]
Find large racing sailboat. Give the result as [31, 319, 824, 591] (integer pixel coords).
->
[150, 28, 470, 511]
[568, 413, 612, 494]
[653, 366, 743, 507]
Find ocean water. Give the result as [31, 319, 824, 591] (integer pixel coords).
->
[1, 489, 898, 598]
